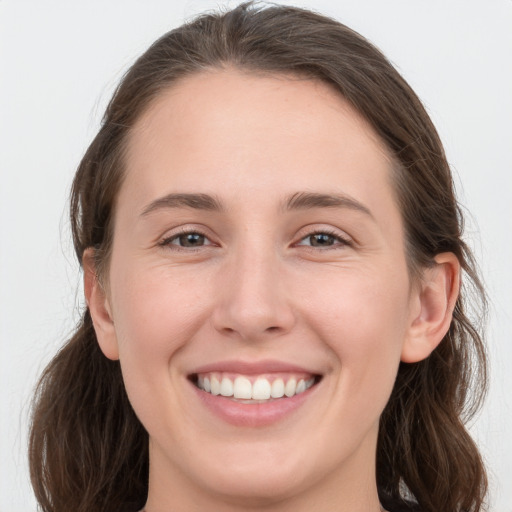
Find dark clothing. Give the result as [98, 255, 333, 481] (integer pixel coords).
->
[382, 496, 422, 512]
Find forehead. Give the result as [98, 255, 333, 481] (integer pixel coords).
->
[121, 69, 397, 215]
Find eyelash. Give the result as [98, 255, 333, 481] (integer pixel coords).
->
[296, 229, 352, 250]
[158, 228, 352, 251]
[159, 228, 213, 251]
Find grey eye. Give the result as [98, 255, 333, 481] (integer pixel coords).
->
[307, 233, 336, 247]
[173, 233, 207, 247]
[298, 233, 340, 247]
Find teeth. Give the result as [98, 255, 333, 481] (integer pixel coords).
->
[220, 377, 233, 397]
[252, 378, 271, 400]
[233, 376, 252, 399]
[284, 378, 296, 397]
[270, 378, 285, 398]
[210, 376, 221, 395]
[196, 373, 316, 401]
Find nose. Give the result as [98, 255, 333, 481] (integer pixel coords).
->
[212, 247, 296, 342]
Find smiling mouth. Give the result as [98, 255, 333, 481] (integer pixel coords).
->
[190, 372, 322, 403]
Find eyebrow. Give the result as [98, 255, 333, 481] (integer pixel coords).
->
[139, 191, 373, 218]
[140, 193, 224, 216]
[284, 191, 373, 218]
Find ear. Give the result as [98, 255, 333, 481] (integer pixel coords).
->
[83, 248, 119, 360]
[401, 252, 460, 363]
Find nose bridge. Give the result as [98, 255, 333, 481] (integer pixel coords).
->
[213, 237, 295, 340]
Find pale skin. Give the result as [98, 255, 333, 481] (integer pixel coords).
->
[84, 69, 460, 512]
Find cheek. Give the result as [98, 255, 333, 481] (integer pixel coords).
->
[109, 262, 211, 366]
[303, 265, 410, 343]
[107, 263, 213, 432]
[299, 265, 411, 396]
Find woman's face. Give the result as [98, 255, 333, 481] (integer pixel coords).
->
[97, 70, 423, 507]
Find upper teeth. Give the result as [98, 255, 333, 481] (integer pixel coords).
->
[196, 373, 315, 400]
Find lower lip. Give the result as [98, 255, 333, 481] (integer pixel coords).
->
[190, 380, 319, 427]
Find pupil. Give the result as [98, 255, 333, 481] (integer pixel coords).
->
[311, 233, 333, 246]
[180, 233, 204, 246]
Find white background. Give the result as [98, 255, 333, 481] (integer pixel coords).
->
[1, 1, 511, 510]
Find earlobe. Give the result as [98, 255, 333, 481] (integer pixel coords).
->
[401, 252, 460, 363]
[83, 248, 119, 361]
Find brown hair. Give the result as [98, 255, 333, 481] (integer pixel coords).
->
[29, 3, 487, 511]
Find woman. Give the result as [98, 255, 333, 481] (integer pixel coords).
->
[28, 3, 488, 511]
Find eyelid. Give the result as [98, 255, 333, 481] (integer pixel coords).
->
[293, 226, 354, 249]
[156, 224, 353, 251]
[158, 225, 217, 250]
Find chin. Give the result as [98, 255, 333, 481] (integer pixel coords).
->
[184, 437, 330, 505]
[198, 464, 309, 506]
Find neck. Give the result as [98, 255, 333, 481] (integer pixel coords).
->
[144, 432, 383, 512]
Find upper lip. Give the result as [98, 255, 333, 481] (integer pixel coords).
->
[190, 359, 321, 376]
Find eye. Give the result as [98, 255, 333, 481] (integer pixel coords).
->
[296, 231, 350, 249]
[161, 231, 213, 249]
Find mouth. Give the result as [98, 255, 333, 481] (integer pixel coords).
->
[189, 372, 322, 404]
[187, 361, 324, 426]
